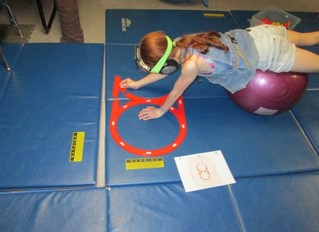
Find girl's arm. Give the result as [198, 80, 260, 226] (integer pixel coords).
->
[119, 73, 167, 89]
[138, 59, 198, 120]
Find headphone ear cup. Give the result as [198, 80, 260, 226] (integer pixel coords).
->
[160, 59, 179, 75]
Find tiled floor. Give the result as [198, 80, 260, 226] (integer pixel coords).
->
[1, 0, 319, 44]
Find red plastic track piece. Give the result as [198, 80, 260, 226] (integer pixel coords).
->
[110, 76, 187, 156]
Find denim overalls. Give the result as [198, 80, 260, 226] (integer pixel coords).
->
[190, 29, 259, 93]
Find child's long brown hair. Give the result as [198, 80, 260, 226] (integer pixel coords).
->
[139, 31, 229, 68]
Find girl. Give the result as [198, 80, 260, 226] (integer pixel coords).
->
[120, 25, 319, 120]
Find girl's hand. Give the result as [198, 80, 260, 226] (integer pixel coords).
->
[119, 78, 137, 89]
[138, 106, 164, 120]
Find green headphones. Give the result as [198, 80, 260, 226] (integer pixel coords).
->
[135, 36, 179, 75]
[150, 36, 179, 74]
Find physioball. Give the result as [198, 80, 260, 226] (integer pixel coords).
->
[227, 70, 308, 115]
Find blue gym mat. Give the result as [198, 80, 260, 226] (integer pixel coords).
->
[108, 183, 242, 232]
[106, 96, 319, 186]
[0, 8, 319, 232]
[230, 172, 319, 232]
[106, 10, 238, 45]
[292, 90, 319, 155]
[0, 188, 107, 232]
[0, 43, 104, 189]
[105, 9, 319, 186]
[109, 172, 319, 232]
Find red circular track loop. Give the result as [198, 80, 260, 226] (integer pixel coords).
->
[110, 76, 187, 156]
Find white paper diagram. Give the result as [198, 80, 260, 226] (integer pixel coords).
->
[175, 150, 236, 192]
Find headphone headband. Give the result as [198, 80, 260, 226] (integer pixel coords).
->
[151, 36, 175, 73]
[135, 35, 178, 75]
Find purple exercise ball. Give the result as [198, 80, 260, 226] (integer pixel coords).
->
[227, 70, 308, 115]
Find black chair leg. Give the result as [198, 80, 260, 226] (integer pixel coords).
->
[0, 47, 11, 71]
[2, 3, 23, 37]
[202, 0, 208, 7]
